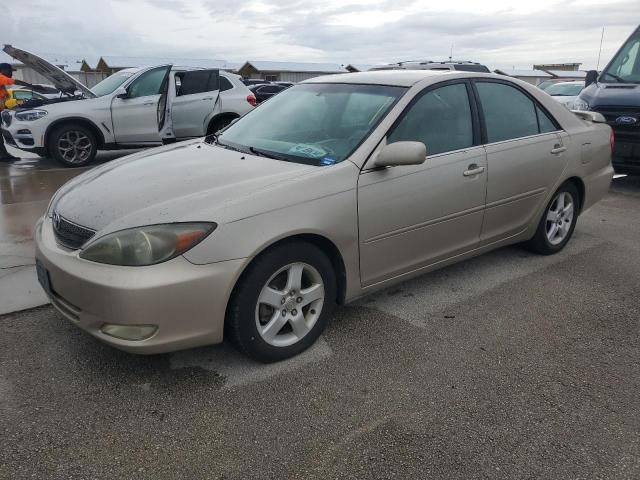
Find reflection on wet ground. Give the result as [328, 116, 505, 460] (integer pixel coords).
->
[0, 147, 139, 314]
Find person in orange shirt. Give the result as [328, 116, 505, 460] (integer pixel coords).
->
[0, 62, 44, 160]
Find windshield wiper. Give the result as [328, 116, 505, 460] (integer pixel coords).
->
[602, 72, 626, 83]
[207, 135, 247, 154]
[249, 146, 289, 161]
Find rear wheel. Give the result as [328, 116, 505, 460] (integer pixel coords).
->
[48, 123, 97, 167]
[226, 242, 336, 362]
[525, 182, 579, 255]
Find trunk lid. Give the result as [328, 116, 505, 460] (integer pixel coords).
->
[3, 45, 96, 99]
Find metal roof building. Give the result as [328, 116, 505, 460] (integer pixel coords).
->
[238, 61, 348, 82]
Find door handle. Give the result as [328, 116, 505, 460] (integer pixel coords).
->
[463, 164, 485, 177]
[202, 97, 214, 100]
[551, 144, 566, 155]
[143, 102, 154, 106]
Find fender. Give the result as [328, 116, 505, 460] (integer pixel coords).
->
[44, 116, 109, 148]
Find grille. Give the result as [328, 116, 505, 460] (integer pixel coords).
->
[52, 213, 96, 250]
[1, 110, 11, 127]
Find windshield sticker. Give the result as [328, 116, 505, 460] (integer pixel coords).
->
[320, 156, 336, 166]
[287, 144, 327, 158]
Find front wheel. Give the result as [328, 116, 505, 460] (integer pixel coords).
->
[47, 123, 97, 167]
[226, 242, 336, 362]
[525, 182, 579, 255]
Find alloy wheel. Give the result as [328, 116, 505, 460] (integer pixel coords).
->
[57, 130, 93, 164]
[255, 262, 325, 347]
[545, 191, 575, 245]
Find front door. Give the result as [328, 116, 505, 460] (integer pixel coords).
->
[171, 70, 220, 138]
[472, 80, 570, 243]
[358, 82, 487, 286]
[111, 65, 172, 144]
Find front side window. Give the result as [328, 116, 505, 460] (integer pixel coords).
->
[215, 83, 405, 165]
[388, 83, 473, 156]
[602, 27, 640, 84]
[127, 67, 169, 98]
[476, 82, 539, 143]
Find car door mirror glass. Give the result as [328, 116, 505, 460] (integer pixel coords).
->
[374, 141, 427, 167]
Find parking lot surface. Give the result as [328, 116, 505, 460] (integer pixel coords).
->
[1, 153, 639, 479]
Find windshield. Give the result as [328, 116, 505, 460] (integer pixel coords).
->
[601, 27, 640, 84]
[545, 82, 584, 96]
[91, 72, 134, 97]
[214, 83, 406, 165]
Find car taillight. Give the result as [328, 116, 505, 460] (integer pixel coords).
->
[610, 129, 615, 156]
[247, 94, 256, 107]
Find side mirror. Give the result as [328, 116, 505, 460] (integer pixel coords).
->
[374, 141, 427, 167]
[114, 87, 128, 99]
[585, 70, 598, 87]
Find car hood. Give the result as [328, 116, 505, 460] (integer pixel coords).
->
[3, 45, 96, 99]
[51, 140, 322, 233]
[579, 82, 640, 108]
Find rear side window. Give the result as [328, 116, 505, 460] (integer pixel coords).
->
[476, 82, 539, 142]
[536, 105, 557, 133]
[177, 70, 220, 96]
[220, 76, 233, 91]
[388, 83, 473, 156]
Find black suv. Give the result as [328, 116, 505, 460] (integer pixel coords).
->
[574, 25, 640, 175]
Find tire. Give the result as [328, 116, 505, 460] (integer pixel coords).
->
[207, 116, 237, 135]
[226, 242, 337, 362]
[525, 182, 580, 255]
[47, 123, 97, 167]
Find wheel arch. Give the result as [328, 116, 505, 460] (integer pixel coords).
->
[206, 112, 240, 135]
[226, 233, 348, 320]
[564, 176, 585, 214]
[44, 117, 106, 150]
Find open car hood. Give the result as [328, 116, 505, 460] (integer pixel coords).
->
[3, 45, 96, 99]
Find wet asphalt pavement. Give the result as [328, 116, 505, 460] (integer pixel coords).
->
[1, 150, 640, 479]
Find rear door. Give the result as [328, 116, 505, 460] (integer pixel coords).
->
[171, 69, 220, 138]
[473, 80, 568, 243]
[112, 65, 172, 144]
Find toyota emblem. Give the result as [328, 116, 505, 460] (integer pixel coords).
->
[52, 211, 61, 230]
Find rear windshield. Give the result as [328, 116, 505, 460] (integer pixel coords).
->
[454, 64, 491, 73]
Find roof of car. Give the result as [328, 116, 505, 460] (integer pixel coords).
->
[303, 69, 492, 87]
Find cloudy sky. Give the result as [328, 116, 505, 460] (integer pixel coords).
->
[6, 0, 640, 69]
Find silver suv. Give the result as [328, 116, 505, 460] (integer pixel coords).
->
[371, 60, 490, 73]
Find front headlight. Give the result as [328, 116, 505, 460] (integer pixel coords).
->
[15, 109, 48, 121]
[572, 97, 590, 111]
[79, 223, 216, 266]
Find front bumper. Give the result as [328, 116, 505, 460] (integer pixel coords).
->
[35, 216, 246, 354]
[1, 116, 46, 151]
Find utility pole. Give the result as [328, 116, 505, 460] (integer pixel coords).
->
[596, 27, 605, 71]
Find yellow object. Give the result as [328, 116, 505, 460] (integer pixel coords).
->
[4, 88, 45, 109]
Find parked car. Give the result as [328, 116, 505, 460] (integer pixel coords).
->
[1, 45, 255, 167]
[573, 25, 640, 175]
[248, 83, 289, 103]
[544, 81, 585, 108]
[36, 70, 612, 362]
[3, 88, 47, 109]
[371, 60, 490, 73]
[274, 81, 296, 87]
[242, 78, 270, 86]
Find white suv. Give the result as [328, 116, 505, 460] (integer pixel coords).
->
[1, 46, 256, 167]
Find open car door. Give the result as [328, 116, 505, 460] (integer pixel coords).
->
[157, 66, 175, 143]
[170, 69, 220, 138]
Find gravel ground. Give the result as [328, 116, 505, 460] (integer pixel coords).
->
[1, 176, 639, 480]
